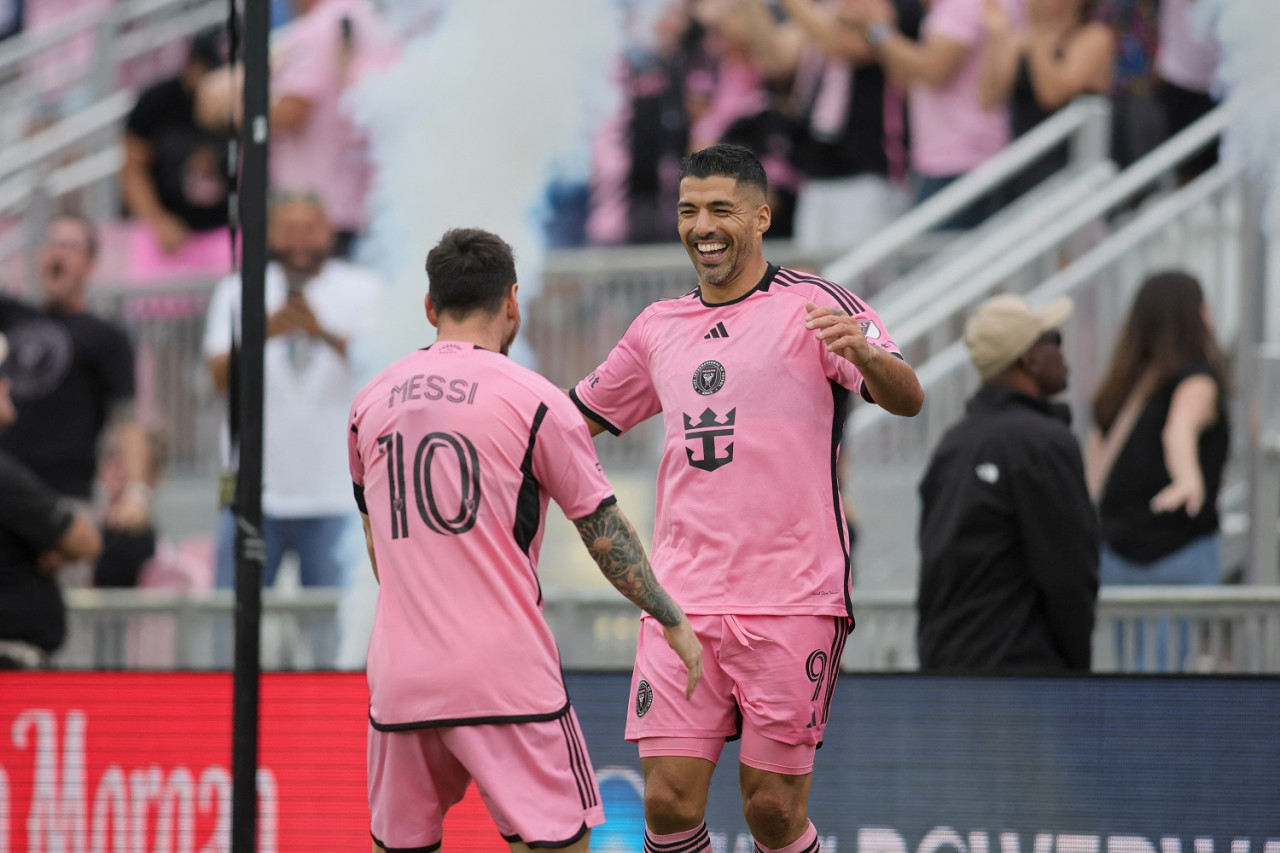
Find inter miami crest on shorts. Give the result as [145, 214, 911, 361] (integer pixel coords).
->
[635, 680, 653, 717]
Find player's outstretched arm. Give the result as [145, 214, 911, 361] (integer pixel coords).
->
[572, 501, 702, 698]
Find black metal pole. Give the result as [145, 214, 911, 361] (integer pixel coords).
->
[232, 0, 269, 849]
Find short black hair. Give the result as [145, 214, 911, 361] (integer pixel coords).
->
[678, 144, 768, 198]
[189, 26, 229, 70]
[51, 210, 98, 258]
[425, 228, 517, 319]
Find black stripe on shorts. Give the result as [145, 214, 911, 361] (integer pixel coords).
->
[559, 712, 597, 809]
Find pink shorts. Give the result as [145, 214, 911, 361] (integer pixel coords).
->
[627, 614, 851, 774]
[368, 709, 604, 851]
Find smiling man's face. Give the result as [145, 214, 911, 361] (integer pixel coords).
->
[676, 174, 771, 301]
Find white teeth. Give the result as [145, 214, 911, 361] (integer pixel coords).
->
[698, 242, 727, 253]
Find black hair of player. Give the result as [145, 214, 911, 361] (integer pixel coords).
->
[425, 228, 517, 319]
[678, 143, 768, 199]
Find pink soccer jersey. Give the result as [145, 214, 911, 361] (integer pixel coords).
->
[349, 342, 614, 729]
[572, 264, 900, 619]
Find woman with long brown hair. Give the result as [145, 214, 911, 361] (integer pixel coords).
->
[1087, 271, 1230, 667]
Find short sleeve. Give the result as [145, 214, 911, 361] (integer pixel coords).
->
[99, 325, 137, 405]
[533, 392, 615, 521]
[202, 275, 239, 358]
[272, 17, 337, 102]
[0, 456, 76, 555]
[124, 83, 169, 140]
[1171, 363, 1219, 386]
[924, 0, 986, 47]
[819, 299, 903, 403]
[570, 315, 661, 435]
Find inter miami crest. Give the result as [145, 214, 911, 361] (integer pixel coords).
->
[858, 319, 882, 340]
[692, 360, 726, 396]
[636, 680, 653, 717]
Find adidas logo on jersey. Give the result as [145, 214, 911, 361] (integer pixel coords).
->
[704, 322, 729, 340]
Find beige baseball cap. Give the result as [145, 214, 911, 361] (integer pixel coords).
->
[964, 293, 1074, 380]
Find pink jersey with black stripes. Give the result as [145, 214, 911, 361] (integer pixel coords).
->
[349, 342, 614, 728]
[572, 265, 900, 617]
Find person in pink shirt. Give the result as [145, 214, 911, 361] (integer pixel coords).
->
[571, 145, 922, 853]
[686, 0, 773, 152]
[270, 0, 397, 255]
[348, 228, 701, 853]
[848, 0, 1020, 228]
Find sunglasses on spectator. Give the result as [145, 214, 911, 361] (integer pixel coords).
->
[1035, 330, 1063, 348]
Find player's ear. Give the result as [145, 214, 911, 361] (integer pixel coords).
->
[506, 283, 519, 319]
[756, 201, 772, 237]
[425, 294, 439, 328]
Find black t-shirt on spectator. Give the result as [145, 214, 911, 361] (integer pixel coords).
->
[791, 0, 923, 180]
[1100, 364, 1229, 563]
[0, 451, 76, 652]
[126, 77, 230, 232]
[0, 295, 136, 499]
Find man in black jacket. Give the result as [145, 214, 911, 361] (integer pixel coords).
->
[0, 333, 102, 669]
[917, 294, 1099, 672]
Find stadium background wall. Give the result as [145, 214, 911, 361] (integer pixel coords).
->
[1, 672, 1277, 852]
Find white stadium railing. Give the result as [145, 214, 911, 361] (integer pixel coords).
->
[54, 585, 1280, 674]
[821, 96, 1113, 290]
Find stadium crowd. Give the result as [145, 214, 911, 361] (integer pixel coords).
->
[0, 0, 1237, 675]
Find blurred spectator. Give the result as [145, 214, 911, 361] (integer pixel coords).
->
[93, 427, 169, 588]
[850, 0, 1022, 229]
[917, 294, 1098, 672]
[0, 214, 153, 537]
[688, 0, 805, 236]
[1096, 0, 1162, 168]
[266, 0, 397, 256]
[979, 0, 1113, 197]
[588, 2, 706, 245]
[687, 0, 774, 152]
[197, 0, 397, 256]
[1087, 272, 1228, 668]
[122, 27, 232, 256]
[1156, 0, 1220, 183]
[739, 0, 921, 251]
[21, 0, 108, 121]
[0, 332, 103, 670]
[203, 192, 380, 664]
[590, 0, 806, 244]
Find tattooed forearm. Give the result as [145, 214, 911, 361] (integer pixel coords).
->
[572, 501, 683, 627]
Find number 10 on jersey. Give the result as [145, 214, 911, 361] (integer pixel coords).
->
[377, 431, 482, 538]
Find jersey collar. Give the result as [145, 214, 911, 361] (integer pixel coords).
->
[696, 263, 779, 308]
